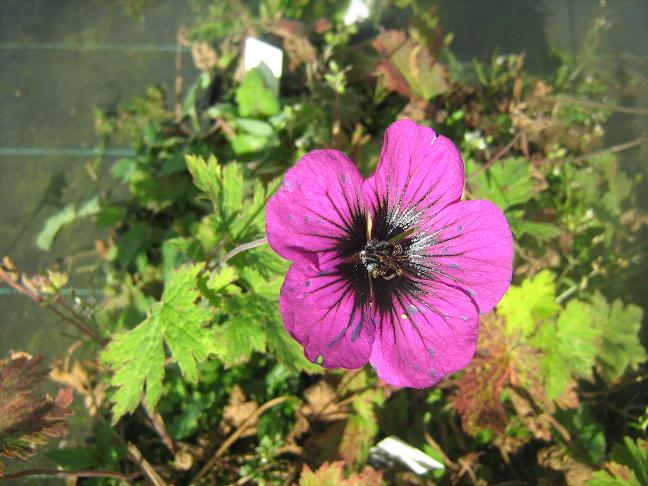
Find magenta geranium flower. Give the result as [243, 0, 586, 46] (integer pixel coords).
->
[266, 120, 513, 388]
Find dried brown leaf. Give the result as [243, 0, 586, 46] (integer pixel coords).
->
[0, 355, 73, 475]
[372, 30, 449, 101]
[537, 445, 594, 486]
[219, 385, 258, 438]
[453, 316, 510, 435]
[302, 381, 347, 422]
[299, 460, 382, 486]
[191, 42, 218, 71]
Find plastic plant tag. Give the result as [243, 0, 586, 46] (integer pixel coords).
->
[368, 436, 444, 475]
[243, 37, 283, 80]
[344, 0, 370, 25]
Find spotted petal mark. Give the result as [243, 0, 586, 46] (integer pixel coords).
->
[280, 262, 375, 368]
[266, 149, 366, 267]
[424, 200, 513, 314]
[369, 282, 479, 388]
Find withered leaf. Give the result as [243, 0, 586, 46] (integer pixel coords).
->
[302, 380, 347, 422]
[219, 385, 258, 438]
[191, 42, 218, 71]
[0, 355, 73, 476]
[453, 316, 510, 435]
[299, 460, 383, 486]
[372, 30, 449, 101]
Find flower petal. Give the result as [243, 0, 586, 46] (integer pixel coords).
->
[424, 200, 513, 313]
[266, 149, 366, 265]
[369, 284, 479, 388]
[279, 262, 375, 369]
[363, 120, 464, 223]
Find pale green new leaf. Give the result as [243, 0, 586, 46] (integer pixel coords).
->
[235, 69, 280, 117]
[498, 270, 560, 338]
[589, 293, 646, 382]
[532, 300, 600, 399]
[102, 264, 215, 422]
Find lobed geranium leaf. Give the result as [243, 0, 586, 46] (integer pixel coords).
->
[101, 264, 216, 423]
[468, 157, 535, 211]
[532, 300, 600, 399]
[235, 69, 280, 118]
[589, 293, 646, 383]
[506, 210, 562, 242]
[498, 270, 560, 338]
[611, 437, 648, 486]
[187, 155, 277, 242]
[214, 300, 267, 367]
[555, 406, 606, 465]
[0, 355, 73, 476]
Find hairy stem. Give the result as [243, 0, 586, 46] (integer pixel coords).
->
[217, 237, 268, 268]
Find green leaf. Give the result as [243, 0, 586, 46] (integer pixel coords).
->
[46, 448, 99, 470]
[214, 295, 267, 367]
[186, 155, 244, 229]
[101, 264, 216, 422]
[339, 370, 383, 467]
[532, 300, 600, 399]
[114, 223, 153, 267]
[236, 118, 274, 137]
[35, 197, 99, 251]
[586, 471, 633, 486]
[231, 133, 271, 155]
[555, 406, 606, 465]
[468, 157, 534, 211]
[235, 69, 280, 117]
[611, 437, 648, 486]
[498, 271, 560, 338]
[589, 293, 646, 382]
[507, 210, 562, 242]
[266, 306, 322, 374]
[36, 204, 77, 251]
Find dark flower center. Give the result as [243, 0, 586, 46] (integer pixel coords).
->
[331, 203, 429, 317]
[360, 239, 408, 280]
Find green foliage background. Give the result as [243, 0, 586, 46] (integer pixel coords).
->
[1, 0, 647, 484]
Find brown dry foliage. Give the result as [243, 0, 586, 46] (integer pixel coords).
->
[0, 354, 73, 476]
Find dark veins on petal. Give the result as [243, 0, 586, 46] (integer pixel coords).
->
[315, 173, 455, 326]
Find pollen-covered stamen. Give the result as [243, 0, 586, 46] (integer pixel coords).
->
[360, 239, 410, 280]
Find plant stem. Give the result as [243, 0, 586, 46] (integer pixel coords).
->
[217, 237, 268, 268]
[142, 399, 177, 454]
[555, 95, 648, 116]
[127, 442, 167, 486]
[0, 267, 107, 345]
[468, 134, 520, 180]
[536, 135, 647, 166]
[190, 395, 291, 485]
